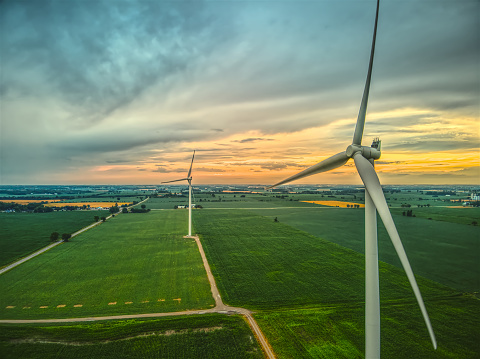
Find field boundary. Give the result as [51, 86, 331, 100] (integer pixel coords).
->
[0, 233, 276, 359]
[0, 198, 149, 275]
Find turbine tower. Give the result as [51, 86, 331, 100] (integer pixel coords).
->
[162, 151, 195, 237]
[268, 1, 436, 357]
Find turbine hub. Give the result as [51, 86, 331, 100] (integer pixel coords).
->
[346, 144, 362, 158]
[346, 144, 381, 160]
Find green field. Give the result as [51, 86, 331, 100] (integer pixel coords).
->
[0, 314, 263, 359]
[248, 207, 479, 293]
[2, 192, 478, 358]
[194, 210, 455, 309]
[146, 193, 318, 210]
[255, 297, 480, 359]
[194, 209, 479, 358]
[0, 210, 214, 319]
[0, 211, 108, 268]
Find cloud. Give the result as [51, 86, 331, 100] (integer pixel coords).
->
[195, 167, 227, 173]
[0, 0, 478, 184]
[233, 137, 275, 144]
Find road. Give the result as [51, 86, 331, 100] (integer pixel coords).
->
[0, 214, 276, 358]
[0, 198, 149, 276]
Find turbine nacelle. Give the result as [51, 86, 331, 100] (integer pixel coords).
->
[346, 144, 381, 160]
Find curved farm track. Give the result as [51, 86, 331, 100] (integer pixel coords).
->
[0, 226, 276, 358]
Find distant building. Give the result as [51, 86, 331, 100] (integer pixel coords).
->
[471, 193, 479, 201]
[175, 204, 197, 209]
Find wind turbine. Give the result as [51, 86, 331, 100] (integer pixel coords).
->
[267, 1, 436, 357]
[161, 151, 196, 237]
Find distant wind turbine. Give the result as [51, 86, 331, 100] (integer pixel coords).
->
[162, 151, 196, 237]
[268, 1, 436, 357]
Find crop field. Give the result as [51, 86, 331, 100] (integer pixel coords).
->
[146, 193, 318, 210]
[248, 207, 479, 293]
[44, 202, 131, 208]
[255, 297, 480, 359]
[58, 196, 146, 203]
[194, 209, 479, 358]
[0, 314, 263, 359]
[301, 200, 365, 208]
[0, 211, 109, 268]
[194, 210, 455, 309]
[0, 210, 214, 320]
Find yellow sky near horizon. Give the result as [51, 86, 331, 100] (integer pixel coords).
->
[82, 107, 479, 186]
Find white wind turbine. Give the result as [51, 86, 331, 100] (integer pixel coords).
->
[268, 1, 436, 357]
[162, 151, 196, 237]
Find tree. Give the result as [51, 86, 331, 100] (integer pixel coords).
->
[274, 217, 278, 222]
[122, 207, 128, 213]
[101, 217, 106, 222]
[141, 204, 146, 209]
[61, 233, 71, 242]
[472, 221, 478, 226]
[94, 216, 99, 222]
[50, 232, 60, 242]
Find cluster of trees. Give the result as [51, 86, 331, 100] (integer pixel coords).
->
[0, 202, 54, 213]
[49, 232, 72, 242]
[346, 204, 361, 208]
[402, 210, 415, 217]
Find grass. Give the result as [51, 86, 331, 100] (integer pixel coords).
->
[145, 194, 318, 210]
[249, 207, 480, 293]
[255, 296, 480, 359]
[194, 210, 455, 309]
[0, 211, 109, 268]
[194, 209, 479, 358]
[0, 210, 214, 319]
[389, 206, 480, 226]
[0, 314, 263, 359]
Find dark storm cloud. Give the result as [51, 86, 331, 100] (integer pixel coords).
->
[0, 0, 478, 183]
[0, 0, 226, 125]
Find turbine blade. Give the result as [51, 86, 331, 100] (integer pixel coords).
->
[161, 178, 189, 184]
[352, 0, 379, 146]
[187, 150, 195, 178]
[267, 152, 349, 189]
[353, 153, 437, 350]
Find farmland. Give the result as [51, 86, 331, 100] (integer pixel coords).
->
[0, 210, 214, 320]
[43, 202, 131, 208]
[248, 206, 479, 293]
[0, 314, 263, 359]
[1, 185, 478, 358]
[194, 210, 455, 309]
[0, 211, 108, 268]
[254, 297, 480, 359]
[193, 209, 479, 358]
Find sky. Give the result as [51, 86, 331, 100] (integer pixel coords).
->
[1, 0, 478, 186]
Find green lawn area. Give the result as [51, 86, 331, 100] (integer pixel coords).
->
[248, 207, 480, 293]
[0, 210, 214, 319]
[0, 314, 263, 359]
[0, 211, 109, 268]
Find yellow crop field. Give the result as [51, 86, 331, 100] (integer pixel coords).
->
[301, 200, 365, 208]
[0, 199, 61, 204]
[44, 202, 131, 208]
